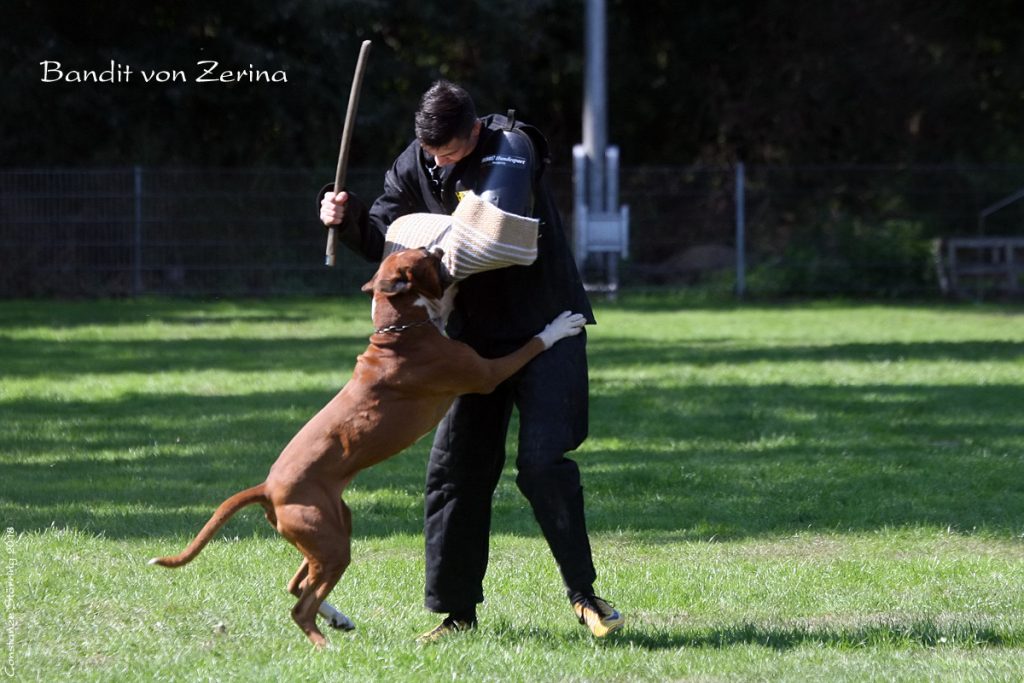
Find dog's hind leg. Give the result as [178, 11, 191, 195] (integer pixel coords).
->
[318, 598, 356, 631]
[318, 499, 355, 630]
[283, 503, 352, 646]
[289, 558, 354, 631]
[291, 554, 347, 647]
[287, 559, 309, 596]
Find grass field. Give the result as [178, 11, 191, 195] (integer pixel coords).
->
[2, 295, 1023, 681]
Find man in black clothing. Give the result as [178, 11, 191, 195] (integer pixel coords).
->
[319, 80, 623, 640]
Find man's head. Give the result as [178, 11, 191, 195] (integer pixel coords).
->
[415, 80, 480, 167]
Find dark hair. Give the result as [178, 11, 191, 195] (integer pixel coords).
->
[414, 80, 477, 147]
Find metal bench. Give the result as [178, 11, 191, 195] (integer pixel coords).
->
[939, 237, 1024, 297]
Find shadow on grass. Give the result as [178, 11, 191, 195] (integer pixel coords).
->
[590, 338, 1024, 365]
[4, 334, 1020, 379]
[0, 387, 426, 538]
[582, 376, 1024, 537]
[1, 335, 369, 377]
[608, 619, 1021, 650]
[3, 315, 1023, 540]
[3, 374, 1023, 540]
[0, 297, 356, 329]
[596, 294, 1024, 316]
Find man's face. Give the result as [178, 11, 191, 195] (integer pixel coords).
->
[421, 122, 480, 167]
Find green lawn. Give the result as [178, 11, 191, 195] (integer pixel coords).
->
[2, 296, 1023, 681]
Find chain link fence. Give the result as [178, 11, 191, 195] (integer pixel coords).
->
[0, 167, 381, 297]
[615, 164, 1024, 297]
[2, 164, 1023, 298]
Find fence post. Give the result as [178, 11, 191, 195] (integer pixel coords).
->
[735, 161, 746, 299]
[133, 165, 143, 295]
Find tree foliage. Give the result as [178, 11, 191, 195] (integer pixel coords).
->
[3, 0, 1023, 168]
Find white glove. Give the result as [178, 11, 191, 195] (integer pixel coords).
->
[536, 311, 587, 349]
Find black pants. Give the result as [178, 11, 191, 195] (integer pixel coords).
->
[423, 331, 596, 612]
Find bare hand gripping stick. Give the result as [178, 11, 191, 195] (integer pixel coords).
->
[326, 40, 372, 267]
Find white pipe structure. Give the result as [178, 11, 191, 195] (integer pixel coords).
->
[574, 0, 629, 294]
[582, 0, 607, 212]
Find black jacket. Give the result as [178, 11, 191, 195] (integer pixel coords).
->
[334, 113, 594, 354]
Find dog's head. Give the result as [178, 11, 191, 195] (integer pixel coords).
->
[361, 247, 452, 301]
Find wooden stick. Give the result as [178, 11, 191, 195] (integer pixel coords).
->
[326, 40, 372, 267]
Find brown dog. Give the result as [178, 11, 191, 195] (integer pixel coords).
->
[149, 247, 586, 647]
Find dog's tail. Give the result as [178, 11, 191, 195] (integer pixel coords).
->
[148, 483, 270, 568]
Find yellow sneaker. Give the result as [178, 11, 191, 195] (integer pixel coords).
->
[416, 615, 477, 644]
[572, 595, 624, 637]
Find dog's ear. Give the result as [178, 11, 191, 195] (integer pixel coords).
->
[410, 267, 444, 300]
[368, 265, 413, 296]
[406, 252, 445, 300]
[360, 275, 376, 294]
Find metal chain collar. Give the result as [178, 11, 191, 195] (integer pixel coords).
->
[374, 318, 439, 335]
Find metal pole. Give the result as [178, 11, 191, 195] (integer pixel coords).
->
[735, 162, 746, 299]
[133, 165, 143, 296]
[583, 0, 607, 212]
[572, 145, 588, 269]
[977, 185, 1024, 235]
